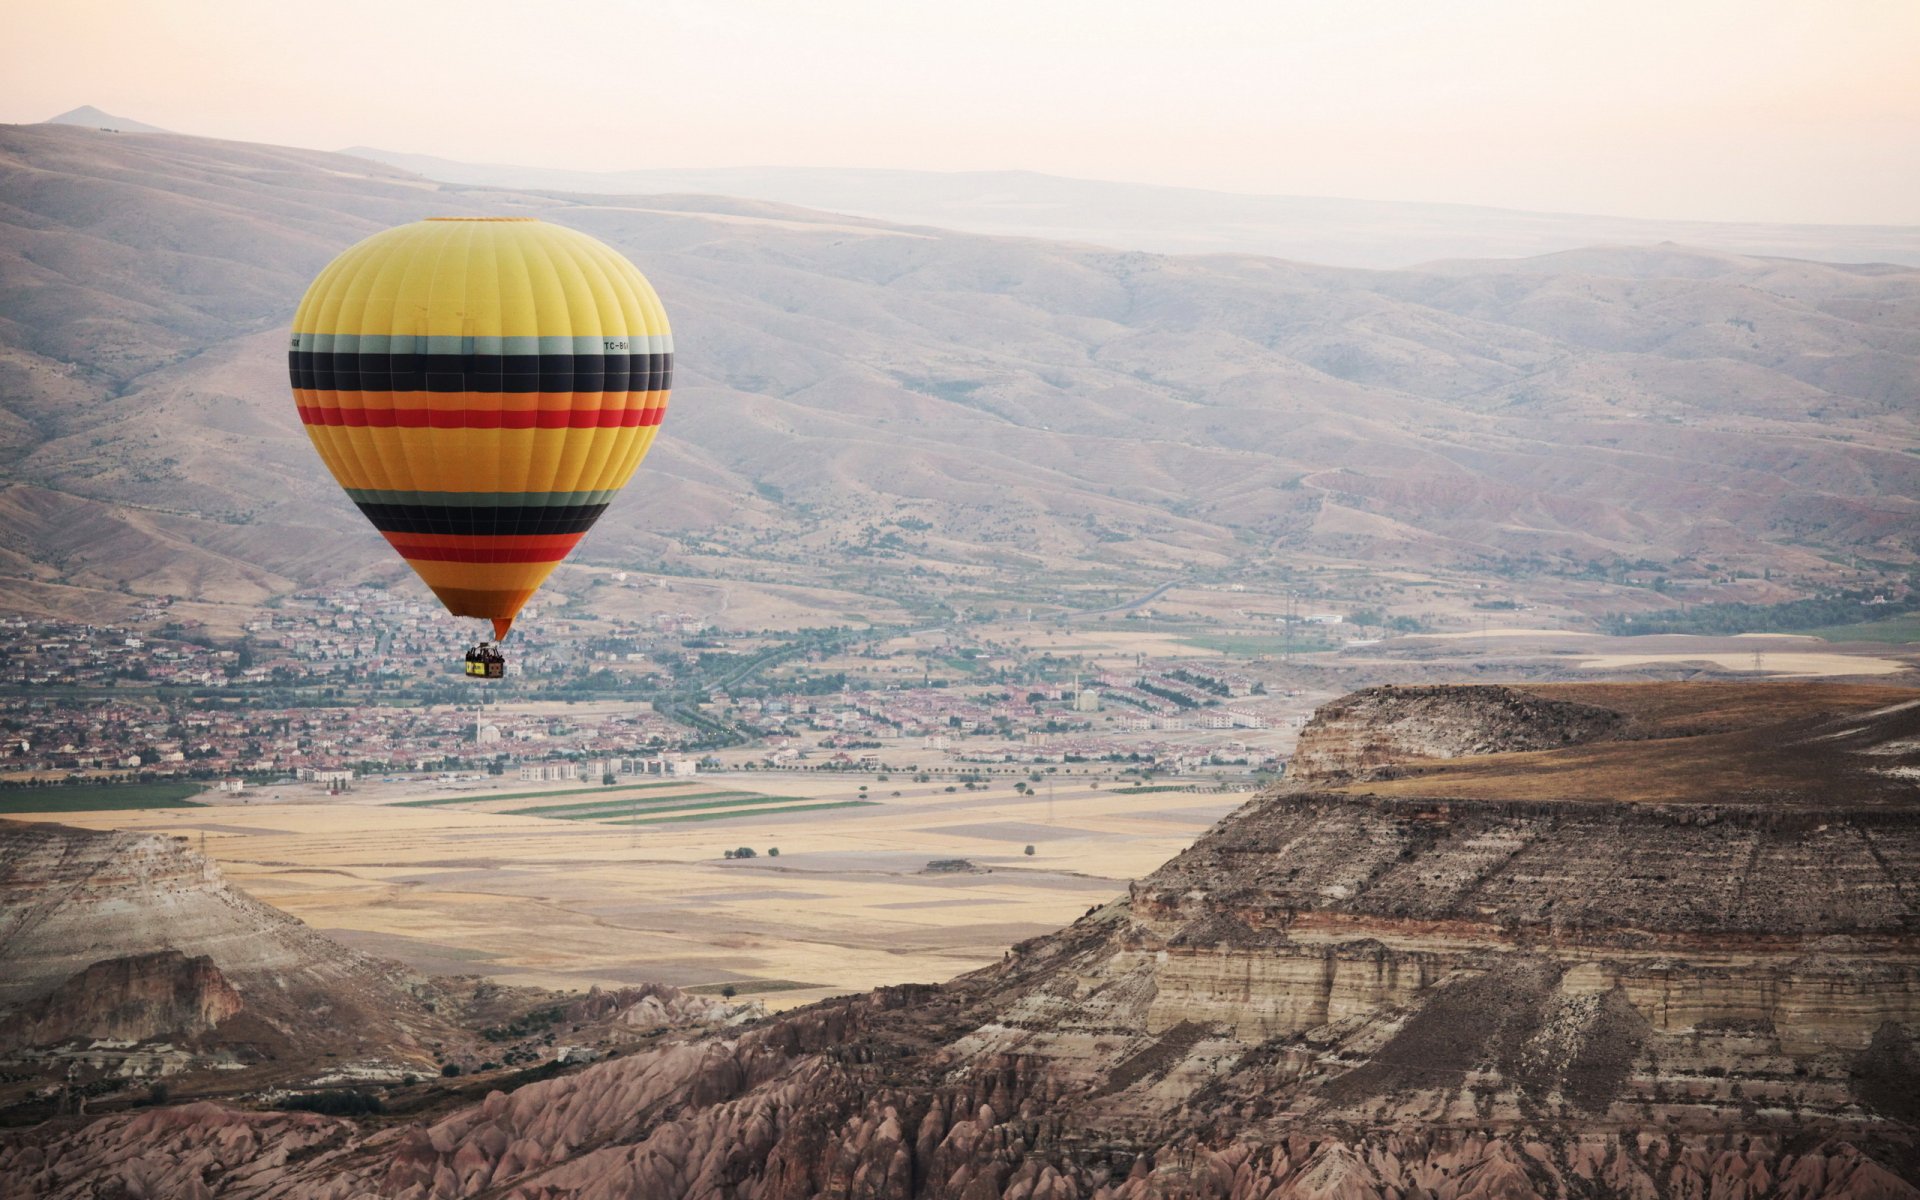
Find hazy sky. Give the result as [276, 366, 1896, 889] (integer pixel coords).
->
[4, 0, 1916, 224]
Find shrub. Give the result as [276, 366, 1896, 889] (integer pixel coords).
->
[277, 1090, 384, 1116]
[767, 847, 779, 857]
[441, 1063, 462, 1077]
[1024, 845, 1035, 856]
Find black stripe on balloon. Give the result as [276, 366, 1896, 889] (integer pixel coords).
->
[289, 351, 673, 394]
[353, 501, 612, 536]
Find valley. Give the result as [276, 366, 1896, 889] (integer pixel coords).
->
[0, 113, 1917, 1200]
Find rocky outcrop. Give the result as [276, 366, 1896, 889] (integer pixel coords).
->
[560, 983, 763, 1030]
[1288, 684, 1625, 781]
[0, 821, 381, 1006]
[0, 820, 476, 1083]
[0, 950, 242, 1051]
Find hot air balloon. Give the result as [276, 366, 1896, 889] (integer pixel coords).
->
[288, 217, 671, 676]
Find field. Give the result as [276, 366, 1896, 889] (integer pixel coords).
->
[1812, 615, 1920, 645]
[395, 781, 691, 807]
[0, 782, 205, 813]
[14, 773, 1242, 1010]
[1178, 634, 1331, 657]
[1572, 650, 1907, 676]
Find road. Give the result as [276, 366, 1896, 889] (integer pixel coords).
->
[1068, 578, 1183, 621]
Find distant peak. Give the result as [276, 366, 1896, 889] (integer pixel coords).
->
[41, 106, 170, 134]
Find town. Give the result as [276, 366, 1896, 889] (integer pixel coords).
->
[0, 585, 1318, 793]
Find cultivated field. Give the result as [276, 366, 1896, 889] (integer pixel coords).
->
[16, 774, 1242, 1010]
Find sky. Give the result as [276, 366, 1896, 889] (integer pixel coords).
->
[3, 0, 1917, 225]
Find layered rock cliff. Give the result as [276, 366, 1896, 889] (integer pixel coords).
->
[0, 950, 242, 1052]
[0, 821, 471, 1087]
[1287, 684, 1627, 781]
[4, 683, 1917, 1198]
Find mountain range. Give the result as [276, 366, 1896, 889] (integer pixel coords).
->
[1, 121, 1916, 626]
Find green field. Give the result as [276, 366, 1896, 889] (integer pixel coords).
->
[620, 800, 876, 825]
[395, 780, 691, 808]
[513, 794, 804, 822]
[1113, 784, 1198, 795]
[0, 782, 206, 814]
[1811, 614, 1920, 644]
[1178, 634, 1331, 657]
[504, 790, 757, 817]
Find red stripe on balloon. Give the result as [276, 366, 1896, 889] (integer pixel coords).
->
[382, 532, 586, 553]
[391, 544, 579, 563]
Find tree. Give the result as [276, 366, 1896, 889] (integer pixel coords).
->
[733, 846, 757, 859]
[767, 847, 779, 857]
[720, 984, 738, 999]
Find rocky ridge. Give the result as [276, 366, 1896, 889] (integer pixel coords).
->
[0, 819, 455, 1076]
[1287, 684, 1627, 781]
[4, 683, 1917, 1197]
[0, 950, 242, 1052]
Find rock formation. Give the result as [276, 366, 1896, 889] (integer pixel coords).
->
[0, 950, 242, 1051]
[0, 821, 480, 1093]
[1287, 684, 1626, 781]
[4, 683, 1917, 1198]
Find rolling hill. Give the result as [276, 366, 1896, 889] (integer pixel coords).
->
[0, 122, 1915, 626]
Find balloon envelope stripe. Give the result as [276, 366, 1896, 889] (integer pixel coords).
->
[295, 407, 664, 430]
[353, 502, 610, 536]
[345, 487, 622, 507]
[288, 350, 673, 394]
[385, 538, 584, 564]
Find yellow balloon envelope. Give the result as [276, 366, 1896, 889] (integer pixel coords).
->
[288, 218, 671, 641]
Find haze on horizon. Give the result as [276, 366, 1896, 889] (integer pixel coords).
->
[4, 0, 1917, 227]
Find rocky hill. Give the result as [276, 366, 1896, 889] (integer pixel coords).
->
[5, 682, 1916, 1197]
[0, 950, 241, 1052]
[2, 124, 1917, 625]
[0, 819, 758, 1125]
[0, 819, 466, 1090]
[1287, 684, 1627, 781]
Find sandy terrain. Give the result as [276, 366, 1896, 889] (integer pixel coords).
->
[1572, 650, 1908, 676]
[16, 776, 1239, 1011]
